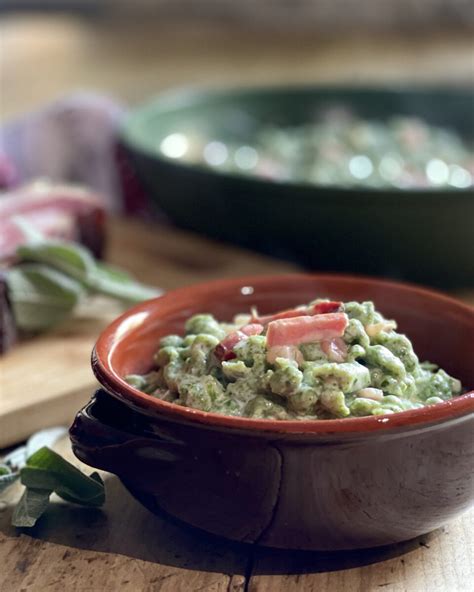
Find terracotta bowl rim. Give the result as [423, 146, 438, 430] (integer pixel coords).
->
[92, 273, 474, 435]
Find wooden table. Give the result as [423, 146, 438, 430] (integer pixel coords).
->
[1, 218, 473, 591]
[1, 433, 473, 592]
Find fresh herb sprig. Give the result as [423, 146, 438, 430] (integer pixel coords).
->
[5, 228, 161, 332]
[12, 447, 105, 527]
[0, 428, 106, 527]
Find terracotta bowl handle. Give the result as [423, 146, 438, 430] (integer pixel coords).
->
[69, 389, 185, 476]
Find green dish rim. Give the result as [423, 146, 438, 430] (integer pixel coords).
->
[119, 83, 474, 197]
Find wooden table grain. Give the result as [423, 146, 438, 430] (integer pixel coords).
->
[1, 434, 473, 592]
[1, 218, 473, 591]
[0, 434, 473, 592]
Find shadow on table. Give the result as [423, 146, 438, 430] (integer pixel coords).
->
[0, 475, 440, 576]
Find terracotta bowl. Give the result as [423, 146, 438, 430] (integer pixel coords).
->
[70, 274, 474, 551]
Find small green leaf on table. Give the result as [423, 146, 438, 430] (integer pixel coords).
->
[12, 488, 51, 528]
[6, 263, 84, 331]
[10, 447, 105, 528]
[17, 240, 97, 283]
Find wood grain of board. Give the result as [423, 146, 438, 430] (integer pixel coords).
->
[0, 218, 297, 447]
[247, 517, 474, 591]
[0, 436, 472, 592]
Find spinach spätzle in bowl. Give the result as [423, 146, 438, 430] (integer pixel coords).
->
[71, 275, 474, 550]
[125, 299, 462, 420]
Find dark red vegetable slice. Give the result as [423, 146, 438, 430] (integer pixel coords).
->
[214, 323, 263, 361]
[312, 301, 343, 314]
[0, 271, 17, 354]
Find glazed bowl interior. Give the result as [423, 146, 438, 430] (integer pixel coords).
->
[94, 274, 474, 431]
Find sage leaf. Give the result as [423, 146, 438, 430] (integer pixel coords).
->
[0, 428, 68, 496]
[21, 466, 104, 506]
[16, 240, 160, 304]
[55, 472, 105, 506]
[8, 231, 160, 332]
[95, 262, 134, 283]
[17, 240, 97, 283]
[12, 487, 51, 528]
[25, 447, 105, 506]
[89, 262, 161, 303]
[11, 447, 106, 527]
[7, 264, 84, 331]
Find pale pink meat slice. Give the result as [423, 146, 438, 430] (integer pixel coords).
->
[365, 321, 397, 338]
[253, 300, 343, 325]
[321, 337, 348, 363]
[266, 313, 349, 348]
[0, 182, 106, 261]
[251, 306, 308, 325]
[240, 323, 264, 337]
[266, 345, 304, 366]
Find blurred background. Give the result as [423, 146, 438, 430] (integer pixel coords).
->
[1, 0, 474, 120]
[0, 1, 473, 282]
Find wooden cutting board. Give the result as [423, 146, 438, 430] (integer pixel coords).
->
[0, 218, 298, 447]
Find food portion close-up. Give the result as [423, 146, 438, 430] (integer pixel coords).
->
[125, 298, 463, 420]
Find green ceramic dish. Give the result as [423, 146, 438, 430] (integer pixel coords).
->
[119, 86, 474, 287]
